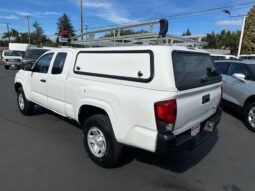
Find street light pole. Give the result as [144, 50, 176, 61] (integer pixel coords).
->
[25, 15, 31, 44]
[80, 0, 83, 40]
[5, 23, 10, 43]
[223, 9, 247, 58]
[237, 16, 247, 58]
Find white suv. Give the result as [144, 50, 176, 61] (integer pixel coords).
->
[215, 60, 255, 132]
[15, 46, 222, 167]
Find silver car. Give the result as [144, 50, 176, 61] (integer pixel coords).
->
[214, 60, 255, 132]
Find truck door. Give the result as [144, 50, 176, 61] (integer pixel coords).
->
[46, 52, 68, 115]
[30, 53, 54, 107]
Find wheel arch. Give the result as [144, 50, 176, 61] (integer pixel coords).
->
[14, 82, 23, 92]
[78, 104, 109, 125]
[244, 95, 255, 108]
[77, 100, 118, 135]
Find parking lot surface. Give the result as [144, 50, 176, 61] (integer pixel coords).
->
[0, 67, 255, 191]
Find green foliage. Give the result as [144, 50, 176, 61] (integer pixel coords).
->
[56, 13, 75, 38]
[104, 29, 147, 38]
[2, 29, 19, 39]
[182, 28, 192, 36]
[1, 21, 55, 47]
[205, 30, 241, 55]
[242, 5, 255, 54]
[31, 21, 47, 45]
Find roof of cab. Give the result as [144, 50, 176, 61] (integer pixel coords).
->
[49, 45, 209, 54]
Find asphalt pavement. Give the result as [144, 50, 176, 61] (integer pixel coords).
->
[0, 66, 254, 191]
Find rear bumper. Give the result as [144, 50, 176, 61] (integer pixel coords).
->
[5, 62, 22, 67]
[156, 107, 222, 155]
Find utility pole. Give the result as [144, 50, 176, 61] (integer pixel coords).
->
[24, 15, 31, 44]
[80, 0, 83, 40]
[5, 23, 10, 43]
[238, 16, 246, 58]
[223, 9, 247, 57]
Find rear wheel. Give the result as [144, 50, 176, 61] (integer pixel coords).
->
[17, 87, 34, 115]
[4, 66, 9, 69]
[82, 114, 123, 168]
[245, 102, 255, 132]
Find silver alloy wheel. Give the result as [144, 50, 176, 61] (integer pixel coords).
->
[248, 106, 255, 129]
[87, 127, 107, 158]
[18, 93, 25, 110]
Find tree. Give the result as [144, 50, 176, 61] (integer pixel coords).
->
[56, 13, 75, 39]
[182, 28, 192, 36]
[205, 30, 241, 55]
[2, 29, 19, 40]
[242, 5, 255, 54]
[104, 29, 146, 38]
[31, 21, 46, 45]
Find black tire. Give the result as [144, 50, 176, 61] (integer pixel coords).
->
[17, 87, 34, 115]
[5, 66, 9, 70]
[244, 102, 255, 132]
[82, 114, 123, 168]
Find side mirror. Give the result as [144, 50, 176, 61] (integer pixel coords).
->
[233, 73, 246, 82]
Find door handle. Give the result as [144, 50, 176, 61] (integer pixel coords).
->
[40, 79, 46, 83]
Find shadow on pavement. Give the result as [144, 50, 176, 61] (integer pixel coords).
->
[221, 104, 243, 122]
[32, 105, 219, 172]
[134, 129, 219, 173]
[32, 105, 80, 129]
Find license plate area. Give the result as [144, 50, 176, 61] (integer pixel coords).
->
[191, 124, 200, 136]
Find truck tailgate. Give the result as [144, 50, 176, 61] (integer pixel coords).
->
[174, 84, 221, 135]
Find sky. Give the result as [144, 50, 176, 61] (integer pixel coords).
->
[0, 0, 254, 39]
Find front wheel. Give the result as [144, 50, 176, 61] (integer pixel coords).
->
[4, 65, 9, 69]
[82, 114, 123, 168]
[245, 102, 255, 132]
[17, 88, 34, 115]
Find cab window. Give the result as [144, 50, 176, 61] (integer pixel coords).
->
[228, 63, 249, 77]
[33, 53, 54, 73]
[214, 62, 230, 75]
[51, 52, 67, 74]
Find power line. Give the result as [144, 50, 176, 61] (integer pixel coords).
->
[44, 1, 255, 38]
[79, 1, 255, 32]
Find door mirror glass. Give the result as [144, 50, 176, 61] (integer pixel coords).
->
[233, 73, 246, 82]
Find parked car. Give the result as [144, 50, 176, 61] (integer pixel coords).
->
[15, 46, 222, 167]
[3, 50, 25, 69]
[211, 54, 238, 61]
[239, 54, 255, 60]
[214, 60, 255, 132]
[21, 48, 49, 66]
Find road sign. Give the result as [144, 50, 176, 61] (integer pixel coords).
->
[59, 37, 68, 43]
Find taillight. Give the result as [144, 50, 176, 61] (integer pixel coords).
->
[155, 100, 176, 133]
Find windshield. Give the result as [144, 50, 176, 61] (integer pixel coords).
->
[24, 49, 48, 60]
[240, 56, 255, 60]
[212, 56, 226, 60]
[173, 51, 222, 91]
[248, 64, 255, 75]
[4, 51, 10, 56]
[5, 51, 24, 57]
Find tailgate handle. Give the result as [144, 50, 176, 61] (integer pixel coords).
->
[202, 94, 210, 104]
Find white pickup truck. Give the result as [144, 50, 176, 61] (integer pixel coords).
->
[15, 46, 222, 167]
